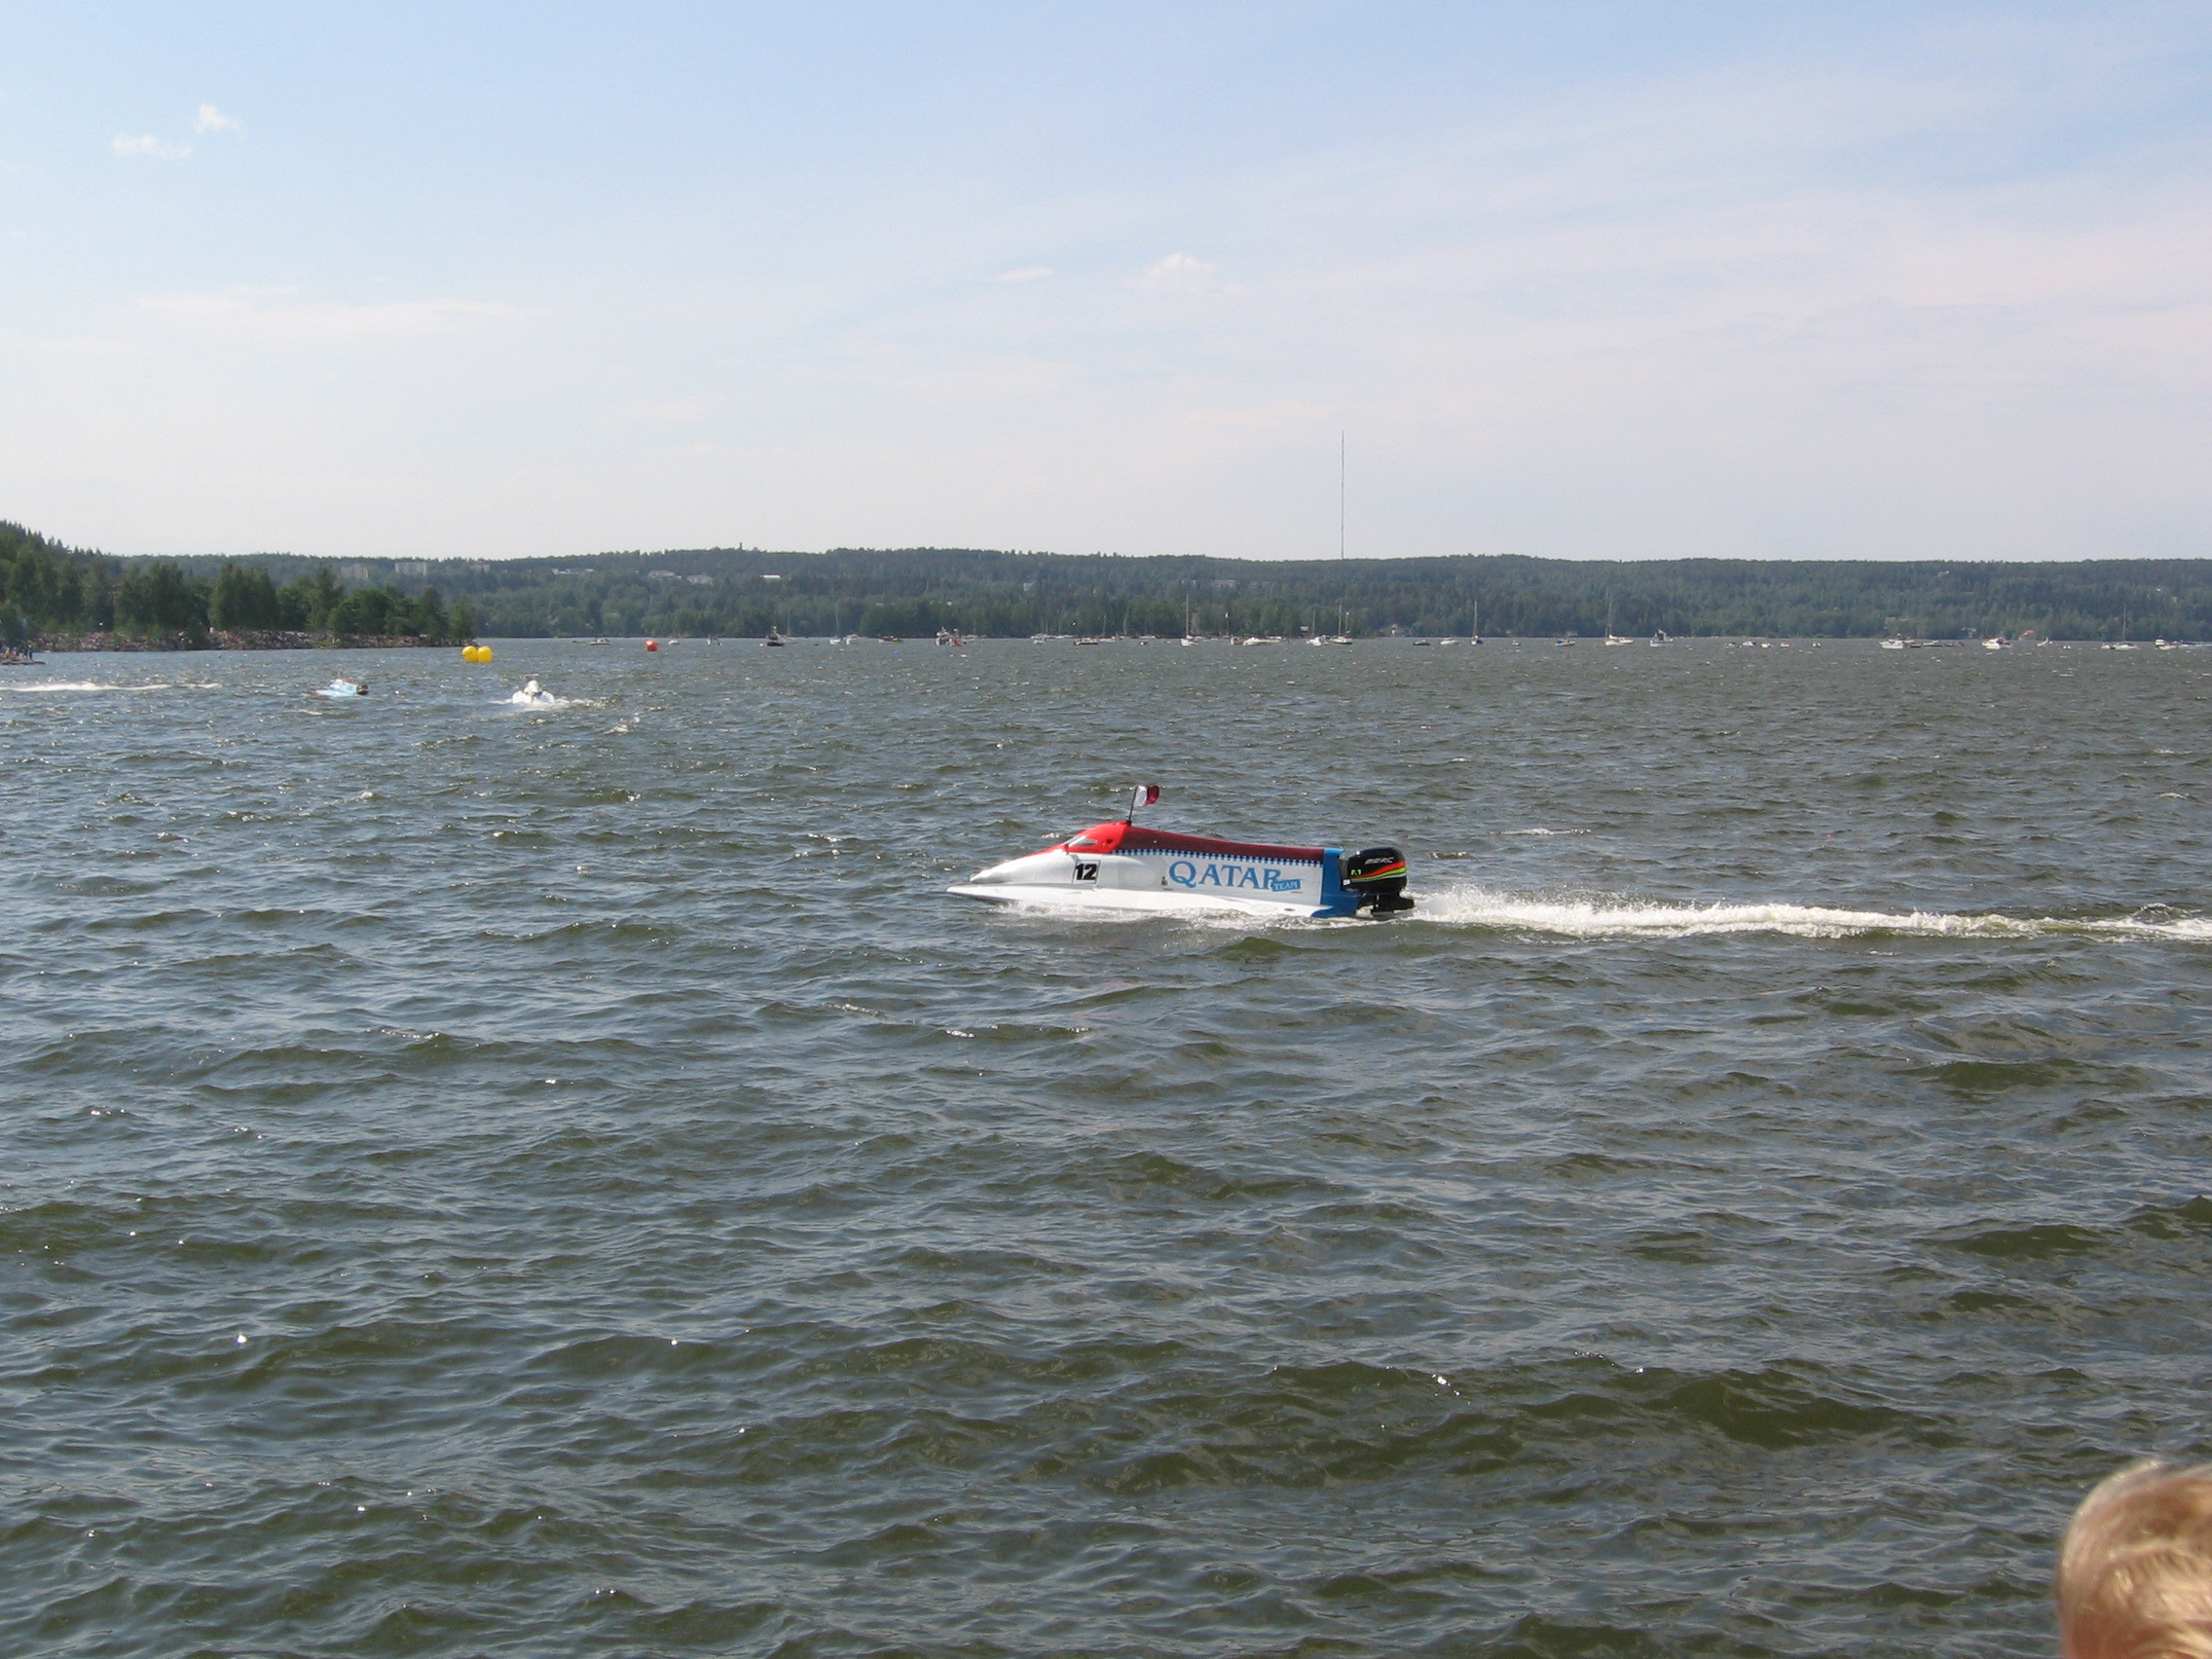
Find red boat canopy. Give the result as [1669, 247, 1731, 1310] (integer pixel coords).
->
[1060, 821, 1326, 864]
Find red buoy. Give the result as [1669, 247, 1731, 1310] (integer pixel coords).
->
[645, 638, 658, 651]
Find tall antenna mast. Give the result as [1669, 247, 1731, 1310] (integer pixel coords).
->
[1339, 430, 1346, 561]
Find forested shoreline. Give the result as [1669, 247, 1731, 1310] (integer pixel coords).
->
[7, 519, 2208, 645]
[2, 523, 476, 649]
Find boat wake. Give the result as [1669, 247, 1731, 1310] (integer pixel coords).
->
[972, 884, 2210, 940]
[2, 680, 171, 693]
[1412, 888, 2212, 940]
[503, 691, 581, 709]
[501, 683, 591, 709]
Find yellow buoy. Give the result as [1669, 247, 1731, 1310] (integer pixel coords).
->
[462, 643, 494, 662]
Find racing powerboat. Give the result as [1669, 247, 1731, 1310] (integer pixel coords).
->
[313, 678, 368, 698]
[949, 787, 1413, 919]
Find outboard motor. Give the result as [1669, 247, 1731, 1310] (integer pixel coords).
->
[1343, 847, 1414, 915]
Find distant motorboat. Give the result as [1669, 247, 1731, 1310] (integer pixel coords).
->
[313, 677, 368, 699]
[763, 629, 786, 646]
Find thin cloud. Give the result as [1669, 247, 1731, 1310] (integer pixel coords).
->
[193, 104, 243, 136]
[992, 266, 1052, 283]
[139, 285, 535, 343]
[1136, 252, 1223, 294]
[619, 395, 717, 424]
[112, 133, 192, 161]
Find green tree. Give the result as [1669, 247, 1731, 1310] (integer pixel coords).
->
[303, 565, 345, 630]
[331, 584, 398, 637]
[857, 597, 951, 636]
[276, 579, 313, 630]
[410, 585, 451, 642]
[211, 562, 280, 630]
[114, 561, 210, 642]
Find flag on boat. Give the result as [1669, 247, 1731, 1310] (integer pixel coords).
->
[1127, 783, 1161, 820]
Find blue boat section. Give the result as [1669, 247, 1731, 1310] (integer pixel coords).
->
[1315, 848, 1361, 918]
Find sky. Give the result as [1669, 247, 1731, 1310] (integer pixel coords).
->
[1, 2, 2207, 564]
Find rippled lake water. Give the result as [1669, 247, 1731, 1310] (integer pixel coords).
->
[4, 637, 2209, 1658]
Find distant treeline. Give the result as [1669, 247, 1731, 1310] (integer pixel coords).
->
[7, 521, 2209, 643]
[2, 522, 475, 646]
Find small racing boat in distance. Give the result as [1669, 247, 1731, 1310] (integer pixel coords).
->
[313, 677, 368, 699]
[950, 786, 1414, 919]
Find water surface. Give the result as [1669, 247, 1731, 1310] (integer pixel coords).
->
[4, 638, 2209, 1657]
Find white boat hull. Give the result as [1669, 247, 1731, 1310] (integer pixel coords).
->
[947, 881, 1338, 919]
[950, 814, 1411, 920]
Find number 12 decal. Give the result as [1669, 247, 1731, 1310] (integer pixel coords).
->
[1073, 862, 1099, 882]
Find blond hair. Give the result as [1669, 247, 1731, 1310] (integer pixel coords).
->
[2060, 1461, 2212, 1659]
